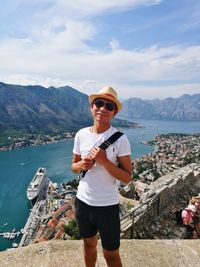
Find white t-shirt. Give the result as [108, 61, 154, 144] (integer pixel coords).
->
[73, 126, 131, 206]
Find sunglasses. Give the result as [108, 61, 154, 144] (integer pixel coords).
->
[93, 99, 116, 112]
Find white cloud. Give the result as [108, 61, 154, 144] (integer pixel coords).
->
[1, 73, 199, 100]
[53, 0, 162, 17]
[1, 0, 162, 27]
[0, 0, 199, 100]
[31, 19, 96, 52]
[0, 36, 200, 99]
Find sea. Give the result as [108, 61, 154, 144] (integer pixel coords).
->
[0, 119, 199, 251]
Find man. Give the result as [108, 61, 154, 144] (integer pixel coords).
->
[71, 86, 132, 267]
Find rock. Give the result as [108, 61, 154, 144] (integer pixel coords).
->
[159, 229, 168, 236]
[1, 240, 200, 267]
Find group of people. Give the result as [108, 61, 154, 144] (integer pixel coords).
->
[181, 194, 200, 238]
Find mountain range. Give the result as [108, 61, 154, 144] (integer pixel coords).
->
[0, 82, 135, 135]
[0, 82, 199, 136]
[121, 94, 200, 121]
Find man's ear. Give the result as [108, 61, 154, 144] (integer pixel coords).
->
[90, 103, 94, 112]
[113, 110, 118, 117]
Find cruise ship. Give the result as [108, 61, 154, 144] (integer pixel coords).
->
[26, 168, 47, 201]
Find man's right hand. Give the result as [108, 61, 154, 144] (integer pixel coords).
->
[80, 156, 95, 171]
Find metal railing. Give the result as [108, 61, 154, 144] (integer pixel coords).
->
[120, 194, 160, 238]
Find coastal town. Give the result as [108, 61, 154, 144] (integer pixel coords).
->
[20, 180, 77, 246]
[133, 133, 200, 184]
[0, 132, 76, 151]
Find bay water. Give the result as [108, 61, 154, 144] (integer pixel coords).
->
[0, 119, 199, 251]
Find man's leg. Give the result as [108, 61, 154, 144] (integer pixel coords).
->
[95, 204, 121, 266]
[83, 235, 98, 267]
[103, 249, 122, 267]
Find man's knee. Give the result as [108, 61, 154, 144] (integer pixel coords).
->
[103, 249, 121, 264]
[84, 236, 98, 249]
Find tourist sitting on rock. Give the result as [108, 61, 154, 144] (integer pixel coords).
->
[189, 196, 200, 219]
[193, 200, 200, 237]
[181, 205, 198, 239]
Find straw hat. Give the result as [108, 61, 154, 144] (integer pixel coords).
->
[89, 86, 122, 112]
[188, 204, 196, 212]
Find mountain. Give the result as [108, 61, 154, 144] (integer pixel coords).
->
[120, 94, 200, 120]
[0, 82, 92, 134]
[1, 81, 199, 137]
[0, 82, 135, 136]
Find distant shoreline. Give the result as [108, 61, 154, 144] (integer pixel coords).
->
[0, 132, 76, 152]
[0, 123, 144, 152]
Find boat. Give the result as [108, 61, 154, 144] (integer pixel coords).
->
[12, 242, 18, 248]
[26, 167, 47, 201]
[0, 222, 8, 231]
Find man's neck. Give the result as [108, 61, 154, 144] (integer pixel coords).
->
[92, 123, 111, 134]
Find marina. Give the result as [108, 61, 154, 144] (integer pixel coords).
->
[0, 228, 23, 248]
[19, 167, 76, 247]
[0, 223, 22, 243]
[20, 170, 50, 247]
[0, 166, 77, 250]
[0, 230, 22, 240]
[0, 167, 50, 248]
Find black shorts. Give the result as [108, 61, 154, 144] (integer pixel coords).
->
[75, 197, 120, 251]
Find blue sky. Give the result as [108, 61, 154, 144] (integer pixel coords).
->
[0, 0, 200, 99]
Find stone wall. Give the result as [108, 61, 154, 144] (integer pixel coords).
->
[121, 163, 200, 239]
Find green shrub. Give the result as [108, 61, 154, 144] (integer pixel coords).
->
[62, 219, 80, 240]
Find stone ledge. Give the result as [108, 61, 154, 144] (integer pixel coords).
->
[0, 239, 200, 267]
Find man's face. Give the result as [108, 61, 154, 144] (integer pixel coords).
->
[91, 98, 117, 123]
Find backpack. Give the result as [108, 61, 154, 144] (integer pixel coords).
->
[175, 208, 187, 225]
